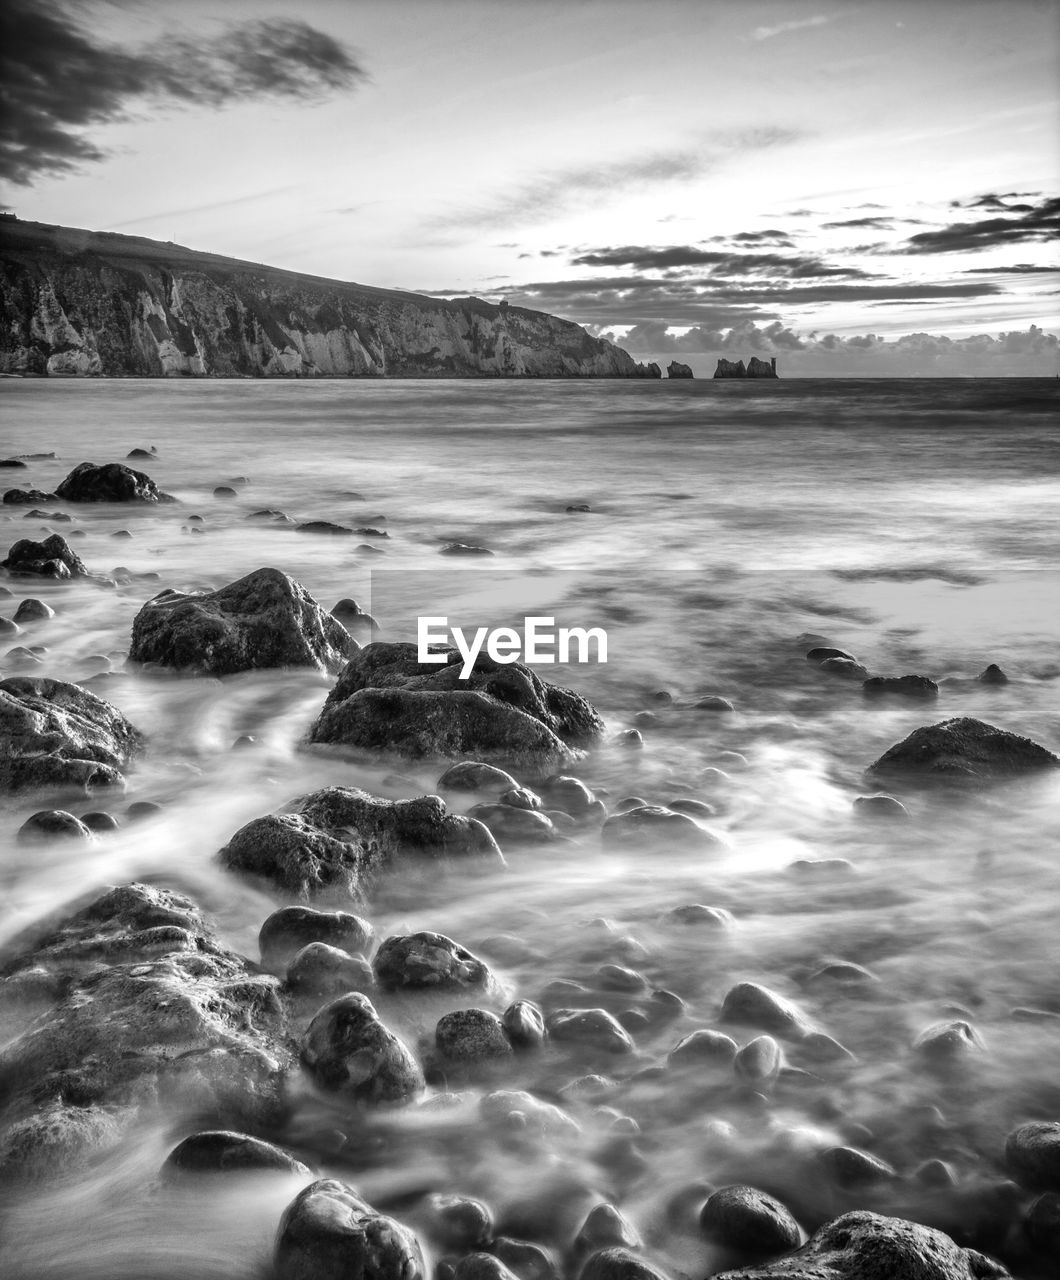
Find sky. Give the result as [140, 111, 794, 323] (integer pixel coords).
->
[1, 0, 1058, 375]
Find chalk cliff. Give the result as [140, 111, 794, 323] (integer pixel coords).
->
[0, 220, 648, 379]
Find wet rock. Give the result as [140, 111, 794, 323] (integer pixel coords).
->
[126, 448, 156, 460]
[296, 520, 353, 535]
[309, 642, 604, 769]
[499, 786, 542, 810]
[374, 932, 497, 995]
[699, 1185, 802, 1256]
[547, 1008, 634, 1055]
[0, 616, 19, 636]
[502, 1000, 546, 1049]
[0, 1101, 122, 1182]
[806, 646, 857, 664]
[597, 964, 648, 994]
[126, 800, 163, 821]
[162, 1130, 309, 1178]
[438, 761, 521, 793]
[13, 598, 54, 622]
[469, 802, 557, 844]
[806, 960, 878, 989]
[259, 906, 373, 973]
[913, 1020, 985, 1062]
[663, 903, 733, 927]
[539, 775, 601, 818]
[666, 798, 717, 818]
[977, 664, 1008, 686]
[245, 508, 293, 523]
[456, 1256, 519, 1280]
[436, 1008, 513, 1062]
[441, 542, 494, 556]
[301, 993, 424, 1103]
[421, 1192, 494, 1251]
[853, 792, 909, 821]
[1023, 1192, 1060, 1254]
[618, 728, 643, 748]
[1005, 1120, 1060, 1190]
[0, 458, 28, 468]
[869, 716, 1060, 781]
[667, 361, 693, 379]
[55, 461, 172, 503]
[491, 1238, 557, 1280]
[863, 675, 939, 699]
[80, 810, 120, 833]
[789, 858, 855, 876]
[3, 487, 58, 505]
[914, 1159, 959, 1188]
[668, 1029, 738, 1068]
[2, 533, 92, 579]
[566, 504, 591, 513]
[575, 1203, 642, 1253]
[330, 597, 381, 641]
[17, 809, 94, 844]
[819, 657, 870, 680]
[286, 943, 374, 999]
[601, 805, 723, 849]
[213, 486, 238, 499]
[480, 1090, 579, 1139]
[693, 695, 735, 712]
[820, 1146, 898, 1188]
[129, 566, 356, 675]
[577, 1249, 668, 1280]
[733, 1035, 782, 1087]
[219, 786, 501, 902]
[712, 1211, 1011, 1280]
[274, 1178, 425, 1280]
[720, 982, 812, 1038]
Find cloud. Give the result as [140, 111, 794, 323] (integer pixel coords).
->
[963, 263, 1060, 274]
[951, 191, 1041, 212]
[569, 244, 869, 278]
[903, 195, 1060, 254]
[822, 216, 895, 230]
[427, 128, 801, 232]
[726, 230, 797, 246]
[0, 0, 366, 184]
[751, 15, 832, 41]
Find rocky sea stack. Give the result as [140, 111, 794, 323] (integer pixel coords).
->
[714, 356, 778, 378]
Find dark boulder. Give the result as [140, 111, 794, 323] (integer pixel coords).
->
[162, 1130, 309, 1178]
[668, 1029, 738, 1068]
[1005, 1121, 1060, 1190]
[129, 567, 356, 675]
[3, 488, 58, 505]
[547, 1008, 634, 1055]
[296, 520, 353, 535]
[0, 676, 144, 793]
[578, 1249, 668, 1280]
[977, 663, 1008, 685]
[300, 994, 424, 1103]
[435, 1008, 513, 1062]
[126, 448, 155, 460]
[733, 1036, 782, 1087]
[601, 805, 723, 849]
[502, 1000, 546, 1049]
[274, 1179, 425, 1280]
[806, 647, 857, 664]
[308, 641, 604, 769]
[420, 1192, 494, 1251]
[819, 657, 870, 680]
[13, 598, 54, 622]
[819, 1146, 898, 1188]
[0, 458, 28, 468]
[438, 761, 520, 793]
[374, 932, 498, 995]
[2, 533, 91, 579]
[218, 786, 501, 903]
[868, 717, 1059, 782]
[55, 461, 172, 503]
[720, 982, 811, 1038]
[16, 809, 94, 844]
[863, 675, 939, 699]
[259, 905, 373, 973]
[712, 1210, 1010, 1279]
[285, 943, 374, 999]
[468, 802, 557, 844]
[330, 597, 381, 641]
[699, 1185, 802, 1256]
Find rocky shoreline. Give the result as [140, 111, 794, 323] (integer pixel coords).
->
[2, 457, 1059, 1279]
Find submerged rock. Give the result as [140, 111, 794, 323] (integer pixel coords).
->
[162, 1130, 309, 1178]
[3, 488, 58, 505]
[547, 1008, 634, 1055]
[602, 805, 723, 849]
[862, 675, 939, 699]
[435, 1008, 513, 1063]
[869, 717, 1059, 781]
[300, 994, 424, 1103]
[720, 982, 811, 1038]
[0, 676, 144, 793]
[274, 1178, 425, 1280]
[16, 809, 94, 844]
[13, 598, 54, 622]
[129, 567, 356, 675]
[712, 1210, 1010, 1279]
[258, 906, 373, 973]
[437, 761, 520, 793]
[218, 786, 501, 902]
[699, 1185, 802, 1256]
[374, 932, 498, 995]
[55, 461, 172, 503]
[330, 597, 381, 641]
[285, 943, 374, 999]
[1, 533, 92, 579]
[308, 641, 604, 769]
[1005, 1121, 1060, 1190]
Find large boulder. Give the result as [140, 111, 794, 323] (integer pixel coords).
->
[128, 567, 356, 675]
[0, 883, 292, 1180]
[0, 676, 144, 793]
[712, 1210, 1009, 1279]
[274, 1179, 425, 1280]
[300, 994, 424, 1103]
[374, 932, 498, 995]
[307, 642, 604, 769]
[868, 717, 1059, 782]
[1, 533, 91, 579]
[54, 461, 172, 503]
[217, 786, 501, 902]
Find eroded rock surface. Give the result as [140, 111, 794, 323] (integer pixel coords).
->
[55, 461, 171, 503]
[869, 717, 1059, 781]
[2, 533, 92, 579]
[300, 994, 424, 1103]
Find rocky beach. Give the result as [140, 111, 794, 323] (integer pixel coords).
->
[1, 375, 1058, 1280]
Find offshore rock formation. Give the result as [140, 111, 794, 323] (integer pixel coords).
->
[667, 361, 694, 378]
[0, 219, 651, 379]
[714, 356, 779, 378]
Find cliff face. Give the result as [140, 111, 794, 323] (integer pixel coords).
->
[713, 355, 778, 379]
[0, 220, 646, 379]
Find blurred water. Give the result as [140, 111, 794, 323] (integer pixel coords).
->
[0, 376, 1058, 1277]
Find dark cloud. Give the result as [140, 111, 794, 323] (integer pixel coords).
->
[904, 195, 1060, 254]
[726, 230, 797, 246]
[963, 263, 1060, 274]
[950, 191, 1041, 212]
[0, 0, 366, 184]
[569, 245, 869, 278]
[822, 216, 895, 230]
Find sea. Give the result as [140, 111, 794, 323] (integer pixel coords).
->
[0, 375, 1058, 1278]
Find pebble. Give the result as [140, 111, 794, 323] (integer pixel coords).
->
[13, 598, 53, 622]
[17, 810, 94, 844]
[574, 1202, 642, 1252]
[668, 1029, 738, 1068]
[693, 695, 734, 712]
[502, 1000, 546, 1049]
[436, 1008, 513, 1062]
[663, 903, 733, 927]
[819, 1145, 898, 1187]
[421, 1192, 494, 1251]
[285, 942, 374, 998]
[719, 981, 811, 1038]
[547, 1008, 635, 1055]
[733, 1035, 782, 1086]
[699, 1184, 802, 1256]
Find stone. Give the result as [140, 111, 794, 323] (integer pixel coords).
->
[0, 458, 28, 467]
[301, 993, 424, 1103]
[441, 542, 494, 556]
[913, 1020, 985, 1062]
[162, 1130, 309, 1178]
[219, 786, 500, 903]
[806, 647, 856, 664]
[0, 1102, 122, 1182]
[547, 1008, 634, 1055]
[667, 361, 693, 378]
[539, 774, 599, 817]
[296, 520, 353, 534]
[720, 982, 811, 1038]
[819, 1146, 897, 1187]
[1, 533, 91, 579]
[80, 810, 120, 833]
[601, 805, 723, 849]
[421, 1192, 493, 1251]
[693, 695, 735, 712]
[479, 1090, 579, 1139]
[435, 1008, 513, 1062]
[374, 932, 497, 995]
[577, 1249, 669, 1280]
[330, 597, 381, 641]
[663, 904, 733, 927]
[699, 1185, 801, 1256]
[863, 675, 939, 699]
[1023, 1192, 1060, 1254]
[668, 1029, 738, 1068]
[456, 1257, 519, 1280]
[666, 798, 717, 818]
[126, 448, 155, 459]
[274, 1179, 425, 1280]
[499, 785, 542, 810]
[286, 943, 374, 999]
[438, 761, 521, 793]
[491, 1239, 557, 1280]
[733, 1036, 782, 1087]
[819, 657, 870, 680]
[259, 906, 373, 973]
[977, 664, 1008, 686]
[869, 717, 1059, 781]
[17, 809, 94, 844]
[126, 800, 162, 822]
[3, 488, 58, 505]
[502, 1000, 546, 1049]
[1, 675, 145, 794]
[575, 1203, 642, 1252]
[0, 616, 19, 636]
[597, 964, 648, 993]
[1005, 1121, 1060, 1190]
[468, 802, 557, 843]
[853, 793, 909, 821]
[13, 598, 53, 622]
[309, 642, 604, 769]
[129, 567, 355, 675]
[55, 461, 171, 503]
